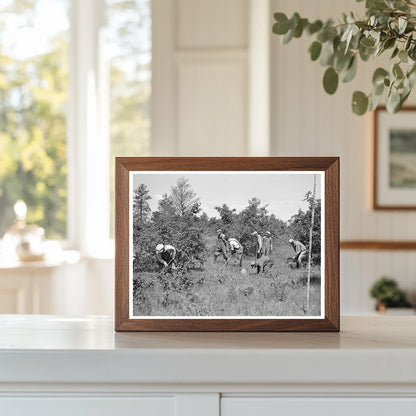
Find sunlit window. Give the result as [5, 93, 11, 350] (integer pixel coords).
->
[106, 0, 151, 237]
[0, 0, 70, 239]
[0, 0, 151, 246]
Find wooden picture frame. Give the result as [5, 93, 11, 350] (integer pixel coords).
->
[115, 157, 339, 332]
[373, 106, 416, 210]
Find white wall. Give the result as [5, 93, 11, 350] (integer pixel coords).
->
[152, 0, 259, 156]
[271, 0, 416, 313]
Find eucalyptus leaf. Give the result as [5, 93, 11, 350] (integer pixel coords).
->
[293, 18, 308, 38]
[373, 82, 385, 96]
[342, 56, 358, 82]
[399, 50, 408, 63]
[273, 13, 290, 35]
[359, 44, 375, 61]
[387, 87, 401, 112]
[391, 47, 399, 59]
[320, 40, 335, 66]
[309, 41, 322, 61]
[405, 34, 413, 50]
[401, 86, 411, 106]
[398, 17, 407, 34]
[360, 37, 375, 48]
[307, 20, 323, 35]
[372, 67, 389, 85]
[323, 67, 339, 94]
[282, 29, 293, 44]
[352, 91, 369, 115]
[393, 63, 404, 79]
[369, 92, 383, 111]
[383, 37, 396, 50]
[366, 0, 388, 11]
[334, 52, 348, 72]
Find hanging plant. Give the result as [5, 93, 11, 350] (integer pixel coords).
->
[272, 0, 416, 115]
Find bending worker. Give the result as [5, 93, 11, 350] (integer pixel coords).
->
[156, 244, 177, 271]
[289, 238, 307, 269]
[251, 255, 272, 274]
[214, 229, 228, 262]
[252, 231, 263, 259]
[227, 237, 243, 267]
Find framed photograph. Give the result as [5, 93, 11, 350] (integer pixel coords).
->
[374, 106, 416, 209]
[115, 157, 339, 331]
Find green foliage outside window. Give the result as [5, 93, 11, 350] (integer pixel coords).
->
[0, 0, 69, 238]
[0, 0, 151, 240]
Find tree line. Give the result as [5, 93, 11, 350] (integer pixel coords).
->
[133, 177, 321, 273]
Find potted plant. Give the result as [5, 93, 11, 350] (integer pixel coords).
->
[369, 276, 413, 313]
[272, 0, 416, 115]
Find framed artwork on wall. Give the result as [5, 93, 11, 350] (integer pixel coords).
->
[374, 106, 416, 210]
[115, 157, 339, 332]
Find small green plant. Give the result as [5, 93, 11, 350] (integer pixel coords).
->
[369, 276, 411, 308]
[272, 0, 416, 115]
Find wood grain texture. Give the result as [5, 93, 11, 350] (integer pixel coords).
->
[373, 106, 416, 210]
[341, 241, 416, 250]
[115, 157, 340, 332]
[115, 160, 130, 330]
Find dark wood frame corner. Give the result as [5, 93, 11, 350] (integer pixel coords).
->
[373, 106, 416, 210]
[115, 157, 340, 332]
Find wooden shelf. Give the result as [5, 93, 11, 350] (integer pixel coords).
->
[341, 241, 416, 250]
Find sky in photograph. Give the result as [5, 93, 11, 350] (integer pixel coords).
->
[132, 172, 322, 222]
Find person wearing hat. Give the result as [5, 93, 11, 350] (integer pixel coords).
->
[227, 237, 243, 267]
[251, 255, 273, 274]
[156, 243, 177, 271]
[214, 229, 228, 262]
[262, 231, 273, 256]
[289, 238, 307, 268]
[252, 230, 264, 259]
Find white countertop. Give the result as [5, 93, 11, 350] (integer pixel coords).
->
[0, 315, 415, 386]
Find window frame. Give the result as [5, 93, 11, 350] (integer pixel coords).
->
[67, 0, 111, 257]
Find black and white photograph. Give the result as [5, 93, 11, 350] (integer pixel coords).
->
[129, 171, 324, 319]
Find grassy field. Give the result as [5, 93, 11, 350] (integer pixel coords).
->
[132, 237, 321, 317]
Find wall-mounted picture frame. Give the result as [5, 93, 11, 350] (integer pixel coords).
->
[374, 106, 416, 210]
[115, 157, 339, 332]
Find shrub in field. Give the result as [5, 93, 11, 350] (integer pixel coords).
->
[133, 222, 159, 272]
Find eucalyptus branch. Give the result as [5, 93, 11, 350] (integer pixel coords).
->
[272, 0, 416, 115]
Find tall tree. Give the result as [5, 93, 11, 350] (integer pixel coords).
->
[133, 184, 151, 224]
[170, 177, 200, 216]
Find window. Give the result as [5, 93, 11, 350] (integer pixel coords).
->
[0, 0, 151, 251]
[0, 0, 70, 239]
[106, 0, 151, 237]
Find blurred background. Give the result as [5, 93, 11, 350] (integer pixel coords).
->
[0, 0, 415, 316]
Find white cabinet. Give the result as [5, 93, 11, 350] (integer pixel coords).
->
[1, 397, 175, 416]
[1, 316, 416, 416]
[222, 398, 416, 416]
